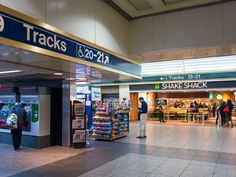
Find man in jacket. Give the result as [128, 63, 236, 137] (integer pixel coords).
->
[10, 102, 27, 151]
[137, 97, 148, 138]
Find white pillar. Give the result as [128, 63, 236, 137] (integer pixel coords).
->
[70, 82, 77, 101]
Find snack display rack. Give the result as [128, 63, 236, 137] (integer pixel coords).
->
[71, 101, 86, 148]
[114, 107, 130, 137]
[92, 102, 130, 140]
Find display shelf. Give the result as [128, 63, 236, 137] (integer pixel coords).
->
[92, 103, 130, 141]
[95, 133, 128, 141]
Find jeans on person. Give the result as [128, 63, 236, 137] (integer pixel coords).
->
[140, 113, 147, 137]
[11, 129, 22, 150]
[212, 110, 215, 118]
[226, 112, 233, 126]
[216, 110, 219, 124]
[221, 112, 226, 125]
[159, 112, 165, 123]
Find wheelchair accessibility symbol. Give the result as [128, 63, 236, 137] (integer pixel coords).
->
[0, 15, 4, 32]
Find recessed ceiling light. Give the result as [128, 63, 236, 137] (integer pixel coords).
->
[76, 77, 87, 81]
[66, 78, 76, 81]
[76, 82, 88, 85]
[54, 72, 63, 76]
[0, 70, 22, 74]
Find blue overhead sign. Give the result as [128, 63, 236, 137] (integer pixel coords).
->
[145, 72, 236, 82]
[0, 10, 141, 77]
[91, 72, 236, 85]
[130, 81, 236, 91]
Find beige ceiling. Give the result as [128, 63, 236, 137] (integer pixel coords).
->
[107, 0, 221, 19]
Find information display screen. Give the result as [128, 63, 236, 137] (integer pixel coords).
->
[156, 99, 167, 105]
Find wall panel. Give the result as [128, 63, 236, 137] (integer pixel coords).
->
[128, 1, 236, 57]
[0, 0, 129, 55]
[129, 17, 153, 54]
[0, 0, 47, 21]
[223, 2, 236, 43]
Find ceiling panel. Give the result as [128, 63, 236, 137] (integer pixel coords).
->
[128, 0, 153, 11]
[164, 0, 188, 4]
[104, 0, 222, 20]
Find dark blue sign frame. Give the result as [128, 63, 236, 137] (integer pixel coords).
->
[0, 10, 141, 77]
[92, 72, 236, 85]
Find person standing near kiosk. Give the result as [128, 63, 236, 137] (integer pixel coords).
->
[10, 102, 27, 151]
[137, 97, 148, 139]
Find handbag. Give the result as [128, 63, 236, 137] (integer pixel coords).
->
[223, 106, 230, 113]
[6, 113, 18, 129]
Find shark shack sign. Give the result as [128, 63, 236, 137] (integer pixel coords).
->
[155, 82, 208, 90]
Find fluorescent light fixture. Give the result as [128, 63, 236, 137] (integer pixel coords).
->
[66, 78, 76, 81]
[0, 70, 22, 74]
[76, 82, 88, 85]
[142, 55, 236, 76]
[76, 77, 87, 81]
[54, 72, 63, 76]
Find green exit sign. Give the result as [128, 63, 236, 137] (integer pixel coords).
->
[154, 84, 161, 90]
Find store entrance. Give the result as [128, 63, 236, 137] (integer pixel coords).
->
[130, 90, 236, 126]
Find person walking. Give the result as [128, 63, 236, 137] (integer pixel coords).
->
[212, 102, 217, 118]
[10, 102, 27, 151]
[158, 105, 165, 123]
[215, 102, 221, 125]
[193, 101, 199, 112]
[137, 97, 148, 138]
[225, 99, 234, 128]
[220, 101, 226, 125]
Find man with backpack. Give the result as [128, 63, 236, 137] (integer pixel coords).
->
[10, 102, 27, 151]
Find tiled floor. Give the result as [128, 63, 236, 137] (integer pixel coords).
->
[116, 122, 236, 153]
[1, 122, 236, 177]
[0, 144, 93, 177]
[79, 153, 236, 177]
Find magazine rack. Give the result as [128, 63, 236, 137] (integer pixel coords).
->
[71, 101, 86, 148]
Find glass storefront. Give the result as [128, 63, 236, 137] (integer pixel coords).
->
[131, 90, 236, 125]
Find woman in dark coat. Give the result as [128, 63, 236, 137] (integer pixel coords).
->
[226, 99, 234, 127]
[220, 101, 226, 125]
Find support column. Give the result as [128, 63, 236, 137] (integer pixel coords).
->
[62, 81, 71, 146]
[70, 83, 77, 101]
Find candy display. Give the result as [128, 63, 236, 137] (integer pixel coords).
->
[92, 100, 130, 140]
